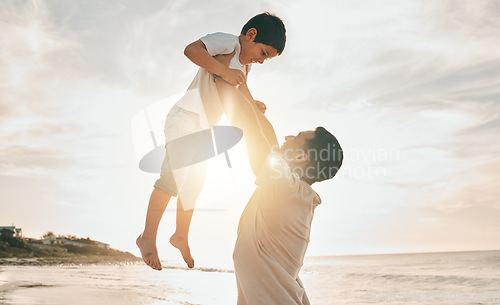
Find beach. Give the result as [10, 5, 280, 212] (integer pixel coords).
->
[1, 250, 499, 305]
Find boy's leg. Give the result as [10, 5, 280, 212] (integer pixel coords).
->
[136, 187, 172, 271]
[169, 156, 206, 268]
[169, 197, 195, 268]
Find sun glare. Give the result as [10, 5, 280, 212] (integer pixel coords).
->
[195, 114, 255, 209]
[269, 155, 280, 165]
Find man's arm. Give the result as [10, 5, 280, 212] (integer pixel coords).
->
[253, 103, 279, 152]
[238, 83, 267, 113]
[237, 82, 278, 152]
[215, 78, 279, 176]
[213, 53, 278, 149]
[238, 82, 254, 101]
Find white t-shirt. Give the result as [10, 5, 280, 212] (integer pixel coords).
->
[174, 32, 251, 127]
[200, 32, 251, 74]
[233, 153, 320, 304]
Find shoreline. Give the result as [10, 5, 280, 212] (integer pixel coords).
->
[0, 256, 142, 267]
[0, 257, 236, 274]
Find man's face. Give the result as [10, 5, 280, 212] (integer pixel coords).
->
[279, 130, 315, 162]
[240, 28, 279, 65]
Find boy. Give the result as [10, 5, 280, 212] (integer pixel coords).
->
[137, 12, 286, 270]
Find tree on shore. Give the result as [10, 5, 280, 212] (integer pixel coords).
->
[57, 234, 79, 240]
[0, 228, 30, 252]
[41, 232, 55, 239]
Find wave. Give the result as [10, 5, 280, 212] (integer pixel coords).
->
[0, 281, 56, 292]
[344, 272, 500, 287]
[161, 265, 234, 273]
[18, 283, 56, 288]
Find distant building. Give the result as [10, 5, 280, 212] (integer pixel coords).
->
[40, 236, 110, 248]
[56, 238, 87, 247]
[42, 235, 57, 245]
[93, 241, 110, 249]
[0, 225, 23, 237]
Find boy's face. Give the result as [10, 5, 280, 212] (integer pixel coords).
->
[240, 28, 279, 65]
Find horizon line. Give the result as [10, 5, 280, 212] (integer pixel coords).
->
[307, 248, 500, 258]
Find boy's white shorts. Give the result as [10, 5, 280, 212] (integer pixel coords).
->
[154, 105, 206, 210]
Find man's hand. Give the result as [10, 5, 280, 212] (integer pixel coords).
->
[213, 52, 245, 86]
[254, 100, 267, 114]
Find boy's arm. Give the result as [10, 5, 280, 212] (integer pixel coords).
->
[214, 77, 279, 176]
[184, 40, 245, 86]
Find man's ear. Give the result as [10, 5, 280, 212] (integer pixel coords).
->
[245, 28, 257, 42]
[296, 152, 308, 163]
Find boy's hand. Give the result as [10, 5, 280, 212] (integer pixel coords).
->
[221, 68, 246, 86]
[254, 100, 267, 114]
[214, 52, 246, 86]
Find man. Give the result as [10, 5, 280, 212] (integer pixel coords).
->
[214, 59, 343, 305]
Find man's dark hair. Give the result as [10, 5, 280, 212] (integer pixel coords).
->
[241, 12, 286, 54]
[304, 127, 343, 183]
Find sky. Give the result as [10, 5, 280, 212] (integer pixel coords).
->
[1, 0, 499, 267]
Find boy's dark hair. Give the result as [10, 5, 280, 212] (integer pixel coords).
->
[304, 127, 343, 183]
[241, 12, 286, 54]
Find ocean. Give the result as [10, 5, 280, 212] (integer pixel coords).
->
[1, 250, 499, 305]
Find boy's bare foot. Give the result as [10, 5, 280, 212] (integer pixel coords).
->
[170, 234, 194, 268]
[136, 234, 162, 271]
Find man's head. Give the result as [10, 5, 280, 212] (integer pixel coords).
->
[279, 127, 343, 184]
[239, 12, 286, 65]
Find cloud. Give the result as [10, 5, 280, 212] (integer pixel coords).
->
[0, 144, 72, 174]
[1, 0, 498, 253]
[461, 116, 500, 135]
[2, 122, 82, 141]
[0, 119, 83, 176]
[370, 204, 500, 251]
[296, 0, 500, 218]
[0, 0, 79, 123]
[424, 0, 500, 43]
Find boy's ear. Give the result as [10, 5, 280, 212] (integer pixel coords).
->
[245, 28, 257, 42]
